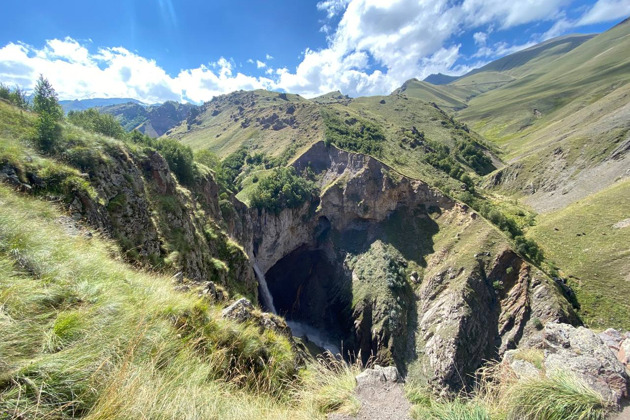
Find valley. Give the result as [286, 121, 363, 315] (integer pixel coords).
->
[0, 14, 629, 420]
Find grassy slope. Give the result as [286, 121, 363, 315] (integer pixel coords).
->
[399, 34, 594, 110]
[528, 179, 630, 329]
[458, 21, 630, 151]
[170, 90, 324, 159]
[0, 185, 361, 419]
[392, 80, 469, 111]
[0, 101, 360, 419]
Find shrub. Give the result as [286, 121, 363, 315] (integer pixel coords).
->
[158, 138, 196, 187]
[0, 83, 29, 110]
[249, 167, 318, 214]
[322, 109, 385, 156]
[68, 108, 126, 139]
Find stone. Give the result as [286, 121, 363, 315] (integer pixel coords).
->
[356, 368, 386, 387]
[619, 339, 630, 366]
[503, 349, 541, 379]
[542, 323, 629, 405]
[600, 328, 624, 351]
[222, 298, 255, 322]
[356, 365, 401, 387]
[172, 272, 184, 284]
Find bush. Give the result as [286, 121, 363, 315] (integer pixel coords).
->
[322, 109, 385, 156]
[249, 167, 318, 214]
[68, 108, 126, 139]
[0, 83, 29, 110]
[158, 139, 196, 187]
[127, 131, 196, 186]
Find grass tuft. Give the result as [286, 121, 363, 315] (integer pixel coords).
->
[504, 372, 610, 420]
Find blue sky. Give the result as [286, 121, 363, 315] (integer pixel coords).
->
[0, 0, 627, 103]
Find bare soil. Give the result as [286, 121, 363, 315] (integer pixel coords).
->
[329, 381, 411, 420]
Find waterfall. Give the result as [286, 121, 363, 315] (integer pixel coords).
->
[253, 263, 277, 314]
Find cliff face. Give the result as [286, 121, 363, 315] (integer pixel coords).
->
[237, 141, 577, 391]
[1, 139, 257, 300]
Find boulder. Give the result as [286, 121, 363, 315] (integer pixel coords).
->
[542, 323, 629, 405]
[222, 298, 255, 322]
[619, 339, 630, 366]
[503, 349, 542, 379]
[356, 365, 401, 387]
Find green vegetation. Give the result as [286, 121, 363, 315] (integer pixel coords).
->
[0, 83, 29, 110]
[0, 184, 362, 419]
[129, 130, 196, 186]
[411, 397, 491, 420]
[33, 75, 64, 153]
[528, 179, 630, 329]
[505, 373, 609, 420]
[67, 108, 126, 140]
[322, 108, 385, 156]
[249, 167, 318, 214]
[457, 191, 543, 264]
[408, 367, 611, 420]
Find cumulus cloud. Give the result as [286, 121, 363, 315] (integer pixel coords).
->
[577, 0, 630, 25]
[543, 0, 628, 40]
[473, 32, 488, 46]
[0, 1, 609, 102]
[273, 0, 582, 97]
[0, 37, 274, 103]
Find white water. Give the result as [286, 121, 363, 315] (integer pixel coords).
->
[253, 263, 277, 314]
[253, 262, 340, 355]
[286, 320, 341, 355]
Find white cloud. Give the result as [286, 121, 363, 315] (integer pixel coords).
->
[577, 0, 630, 25]
[0, 1, 610, 102]
[316, 0, 351, 18]
[0, 38, 274, 103]
[473, 40, 537, 58]
[274, 0, 583, 97]
[543, 0, 629, 40]
[473, 32, 488, 46]
[461, 0, 572, 29]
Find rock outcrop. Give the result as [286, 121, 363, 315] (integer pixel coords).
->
[505, 323, 630, 406]
[236, 141, 577, 393]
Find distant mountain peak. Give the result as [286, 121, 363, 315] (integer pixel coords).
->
[423, 73, 460, 85]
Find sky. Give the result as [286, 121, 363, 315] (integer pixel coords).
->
[0, 0, 627, 103]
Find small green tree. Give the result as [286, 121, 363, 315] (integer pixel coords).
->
[0, 83, 29, 110]
[33, 75, 63, 152]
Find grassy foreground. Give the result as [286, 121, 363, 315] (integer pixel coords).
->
[0, 184, 358, 419]
[408, 363, 611, 420]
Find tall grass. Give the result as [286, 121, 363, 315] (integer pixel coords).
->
[503, 372, 610, 420]
[0, 185, 359, 419]
[407, 361, 612, 420]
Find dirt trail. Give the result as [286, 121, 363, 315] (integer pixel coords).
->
[329, 367, 411, 420]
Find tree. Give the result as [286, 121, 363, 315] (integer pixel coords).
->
[33, 75, 63, 152]
[33, 75, 62, 119]
[0, 83, 29, 110]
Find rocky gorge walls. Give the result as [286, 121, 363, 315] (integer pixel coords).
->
[1, 133, 583, 395]
[236, 141, 578, 391]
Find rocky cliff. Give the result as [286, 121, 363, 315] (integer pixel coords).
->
[230, 141, 578, 392]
